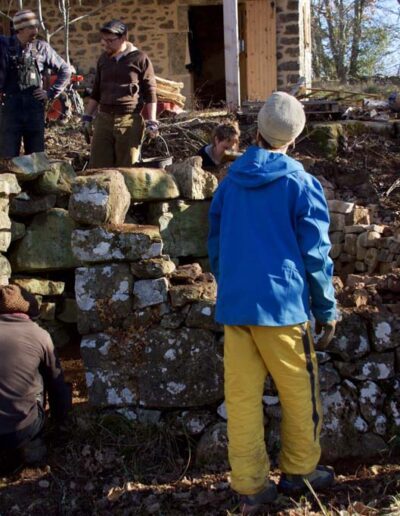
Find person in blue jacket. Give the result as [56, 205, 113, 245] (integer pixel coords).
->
[208, 91, 337, 514]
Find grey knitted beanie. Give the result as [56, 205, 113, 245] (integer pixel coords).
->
[257, 91, 306, 148]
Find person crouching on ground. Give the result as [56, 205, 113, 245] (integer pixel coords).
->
[197, 122, 240, 171]
[0, 285, 71, 470]
[82, 19, 158, 168]
[208, 92, 337, 514]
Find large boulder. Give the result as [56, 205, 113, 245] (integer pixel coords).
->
[69, 170, 130, 225]
[72, 224, 162, 263]
[10, 192, 57, 217]
[320, 381, 364, 460]
[334, 352, 395, 381]
[0, 253, 11, 284]
[167, 157, 218, 200]
[34, 160, 76, 195]
[369, 312, 400, 352]
[130, 256, 176, 279]
[9, 208, 81, 272]
[0, 173, 21, 197]
[0, 211, 11, 252]
[326, 310, 370, 360]
[0, 152, 50, 181]
[118, 167, 179, 201]
[81, 327, 223, 408]
[148, 200, 210, 257]
[11, 277, 65, 296]
[75, 263, 133, 334]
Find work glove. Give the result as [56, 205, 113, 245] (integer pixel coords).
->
[33, 88, 49, 101]
[81, 114, 93, 144]
[314, 320, 336, 350]
[145, 119, 159, 139]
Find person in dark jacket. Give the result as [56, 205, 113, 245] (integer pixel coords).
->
[82, 19, 158, 168]
[0, 9, 71, 158]
[197, 122, 240, 170]
[208, 92, 337, 514]
[0, 284, 71, 467]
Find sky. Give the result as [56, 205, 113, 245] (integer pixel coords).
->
[377, 0, 400, 75]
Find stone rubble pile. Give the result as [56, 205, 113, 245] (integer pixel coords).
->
[0, 146, 399, 462]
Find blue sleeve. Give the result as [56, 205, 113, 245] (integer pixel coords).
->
[207, 183, 224, 282]
[41, 42, 71, 99]
[296, 177, 336, 322]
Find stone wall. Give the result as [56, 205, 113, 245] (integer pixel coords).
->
[1, 124, 399, 462]
[0, 0, 309, 101]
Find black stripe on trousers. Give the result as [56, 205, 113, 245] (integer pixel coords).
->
[301, 326, 319, 441]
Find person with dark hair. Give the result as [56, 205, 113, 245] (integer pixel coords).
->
[82, 19, 158, 168]
[0, 10, 71, 158]
[197, 122, 240, 170]
[208, 92, 337, 514]
[0, 284, 71, 469]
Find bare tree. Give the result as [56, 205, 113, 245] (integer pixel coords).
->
[312, 0, 400, 80]
[1, 0, 113, 64]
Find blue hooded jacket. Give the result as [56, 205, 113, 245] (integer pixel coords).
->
[208, 145, 336, 326]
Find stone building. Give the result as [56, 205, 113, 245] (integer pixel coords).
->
[0, 0, 311, 107]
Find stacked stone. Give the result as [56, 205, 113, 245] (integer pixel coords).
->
[328, 198, 400, 275]
[0, 173, 20, 286]
[69, 161, 225, 416]
[0, 152, 80, 346]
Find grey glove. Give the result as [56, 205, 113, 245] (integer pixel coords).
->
[315, 320, 336, 349]
[145, 119, 159, 139]
[81, 114, 93, 144]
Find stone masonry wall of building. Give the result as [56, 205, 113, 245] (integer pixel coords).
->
[276, 0, 307, 88]
[0, 0, 306, 101]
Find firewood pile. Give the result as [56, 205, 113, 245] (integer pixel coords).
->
[155, 76, 186, 110]
[143, 113, 236, 161]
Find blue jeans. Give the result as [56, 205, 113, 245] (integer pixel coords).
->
[0, 91, 45, 158]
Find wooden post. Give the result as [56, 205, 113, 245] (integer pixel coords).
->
[223, 0, 240, 110]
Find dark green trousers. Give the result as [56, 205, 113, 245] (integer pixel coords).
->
[90, 111, 144, 168]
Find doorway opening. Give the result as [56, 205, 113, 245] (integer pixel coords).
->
[187, 5, 226, 108]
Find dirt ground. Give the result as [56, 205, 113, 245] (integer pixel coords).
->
[1, 117, 400, 515]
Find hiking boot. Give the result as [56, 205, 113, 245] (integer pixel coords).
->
[278, 465, 335, 495]
[239, 482, 278, 515]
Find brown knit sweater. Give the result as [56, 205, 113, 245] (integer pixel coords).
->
[0, 314, 71, 435]
[91, 45, 157, 115]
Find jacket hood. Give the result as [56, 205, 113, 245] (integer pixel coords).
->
[228, 145, 304, 188]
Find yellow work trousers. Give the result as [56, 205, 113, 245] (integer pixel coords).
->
[224, 323, 322, 495]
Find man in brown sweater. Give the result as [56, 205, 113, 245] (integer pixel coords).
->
[0, 285, 71, 468]
[82, 19, 158, 168]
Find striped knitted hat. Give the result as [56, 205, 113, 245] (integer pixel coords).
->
[0, 284, 39, 317]
[13, 10, 39, 31]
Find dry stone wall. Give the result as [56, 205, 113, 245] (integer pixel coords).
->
[0, 140, 399, 462]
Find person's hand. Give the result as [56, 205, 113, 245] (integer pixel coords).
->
[33, 88, 49, 101]
[145, 120, 159, 139]
[81, 114, 94, 144]
[315, 320, 336, 349]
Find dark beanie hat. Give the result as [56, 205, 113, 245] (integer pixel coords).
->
[0, 284, 39, 318]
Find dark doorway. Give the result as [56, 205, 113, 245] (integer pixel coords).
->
[187, 5, 226, 108]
